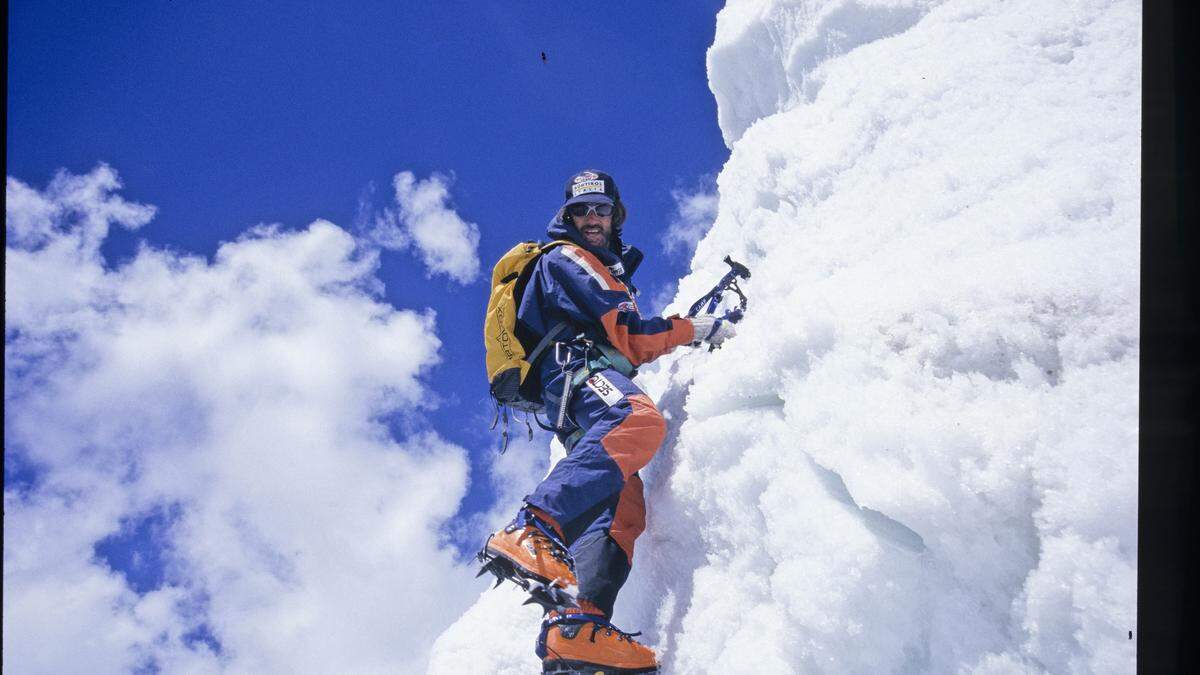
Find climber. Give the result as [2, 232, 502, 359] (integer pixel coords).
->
[479, 169, 734, 674]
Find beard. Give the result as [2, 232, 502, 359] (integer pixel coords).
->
[582, 230, 609, 248]
[571, 219, 610, 249]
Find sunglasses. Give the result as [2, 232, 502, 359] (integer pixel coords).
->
[567, 202, 615, 218]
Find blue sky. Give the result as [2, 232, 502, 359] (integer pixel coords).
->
[8, 1, 726, 568]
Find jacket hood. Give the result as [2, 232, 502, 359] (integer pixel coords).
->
[547, 213, 644, 285]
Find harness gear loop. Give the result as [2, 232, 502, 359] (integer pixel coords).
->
[499, 405, 510, 453]
[550, 338, 639, 453]
[563, 427, 586, 453]
[555, 341, 576, 432]
[520, 410, 534, 441]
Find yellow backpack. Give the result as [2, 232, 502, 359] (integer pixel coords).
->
[484, 240, 571, 413]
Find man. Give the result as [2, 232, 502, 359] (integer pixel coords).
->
[481, 170, 734, 674]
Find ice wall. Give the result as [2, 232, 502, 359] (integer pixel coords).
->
[706, 0, 938, 147]
[430, 0, 1140, 672]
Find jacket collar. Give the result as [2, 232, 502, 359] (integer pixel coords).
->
[547, 214, 643, 286]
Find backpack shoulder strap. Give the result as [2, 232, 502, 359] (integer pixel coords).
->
[521, 240, 576, 367]
[526, 320, 570, 367]
[539, 239, 570, 254]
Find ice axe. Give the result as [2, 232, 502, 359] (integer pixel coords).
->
[686, 256, 750, 349]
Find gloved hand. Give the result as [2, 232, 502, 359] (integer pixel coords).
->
[690, 315, 737, 347]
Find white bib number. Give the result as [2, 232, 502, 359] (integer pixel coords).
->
[584, 372, 624, 407]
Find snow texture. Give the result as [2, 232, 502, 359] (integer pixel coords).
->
[431, 0, 1139, 672]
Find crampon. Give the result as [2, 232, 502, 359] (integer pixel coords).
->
[476, 541, 578, 612]
[476, 513, 579, 613]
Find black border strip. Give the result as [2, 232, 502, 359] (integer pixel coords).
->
[1138, 1, 1198, 671]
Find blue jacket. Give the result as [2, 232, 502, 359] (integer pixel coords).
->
[518, 214, 695, 396]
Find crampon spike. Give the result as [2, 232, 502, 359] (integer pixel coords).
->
[476, 552, 539, 592]
[521, 595, 546, 611]
[523, 579, 576, 613]
[474, 561, 491, 578]
[477, 553, 576, 612]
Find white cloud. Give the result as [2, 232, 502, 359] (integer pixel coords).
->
[390, 171, 481, 284]
[449, 429, 556, 548]
[355, 171, 482, 285]
[355, 180, 410, 251]
[662, 179, 719, 259]
[430, 435, 567, 675]
[5, 163, 155, 250]
[4, 166, 481, 673]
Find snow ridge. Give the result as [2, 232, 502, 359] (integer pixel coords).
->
[431, 0, 1139, 672]
[707, 0, 939, 147]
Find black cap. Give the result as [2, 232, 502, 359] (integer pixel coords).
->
[562, 169, 626, 231]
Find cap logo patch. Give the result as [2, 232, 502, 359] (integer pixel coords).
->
[571, 180, 605, 197]
[573, 171, 599, 183]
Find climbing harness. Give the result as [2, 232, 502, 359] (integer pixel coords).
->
[491, 323, 637, 454]
[547, 335, 637, 453]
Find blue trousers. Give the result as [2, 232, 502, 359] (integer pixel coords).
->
[525, 367, 666, 616]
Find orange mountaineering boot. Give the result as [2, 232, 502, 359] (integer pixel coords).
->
[477, 509, 578, 611]
[536, 609, 659, 674]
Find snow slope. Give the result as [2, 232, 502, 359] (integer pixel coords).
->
[430, 0, 1140, 672]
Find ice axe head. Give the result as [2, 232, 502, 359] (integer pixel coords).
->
[723, 256, 751, 279]
[688, 256, 752, 321]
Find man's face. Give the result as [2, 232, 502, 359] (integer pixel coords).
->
[568, 203, 613, 248]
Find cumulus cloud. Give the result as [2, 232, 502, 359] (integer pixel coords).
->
[358, 171, 482, 285]
[4, 166, 481, 673]
[5, 163, 156, 250]
[430, 435, 568, 675]
[662, 178, 719, 259]
[355, 180, 410, 251]
[450, 431, 558, 547]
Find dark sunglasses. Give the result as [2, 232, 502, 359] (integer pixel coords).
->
[567, 202, 615, 218]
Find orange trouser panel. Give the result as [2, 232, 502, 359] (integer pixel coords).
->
[598, 394, 666, 479]
[609, 473, 647, 562]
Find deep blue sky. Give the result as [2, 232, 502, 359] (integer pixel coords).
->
[7, 1, 728, 540]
